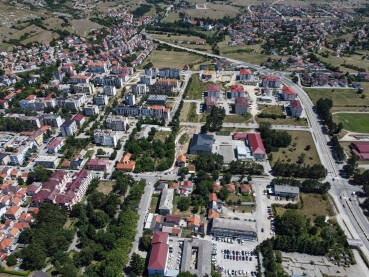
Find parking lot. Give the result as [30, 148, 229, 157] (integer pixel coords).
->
[210, 237, 259, 276]
[167, 239, 183, 271]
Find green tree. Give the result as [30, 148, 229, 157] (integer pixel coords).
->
[6, 254, 17, 266]
[177, 197, 191, 211]
[130, 253, 145, 275]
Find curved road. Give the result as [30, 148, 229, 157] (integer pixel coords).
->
[144, 30, 369, 259]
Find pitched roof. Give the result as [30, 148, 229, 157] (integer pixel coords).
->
[186, 215, 201, 227]
[208, 209, 220, 218]
[148, 242, 168, 271]
[247, 133, 266, 155]
[290, 100, 302, 111]
[240, 69, 251, 75]
[177, 155, 186, 163]
[209, 193, 217, 202]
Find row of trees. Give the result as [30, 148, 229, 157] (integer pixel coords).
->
[271, 178, 331, 194]
[229, 160, 264, 175]
[272, 161, 327, 179]
[316, 98, 344, 161]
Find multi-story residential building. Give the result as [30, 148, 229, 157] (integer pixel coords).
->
[84, 105, 99, 116]
[205, 96, 217, 112]
[94, 129, 118, 147]
[104, 86, 117, 96]
[205, 85, 221, 98]
[282, 86, 297, 101]
[115, 105, 170, 120]
[227, 85, 246, 99]
[72, 114, 85, 127]
[87, 62, 107, 73]
[290, 99, 302, 118]
[261, 76, 281, 88]
[125, 93, 136, 105]
[235, 97, 248, 115]
[159, 68, 180, 79]
[47, 138, 64, 154]
[34, 155, 59, 168]
[140, 75, 156, 85]
[238, 68, 252, 81]
[246, 133, 266, 160]
[41, 114, 63, 128]
[60, 120, 77, 137]
[9, 143, 32, 165]
[74, 84, 94, 95]
[94, 95, 109, 106]
[85, 159, 109, 171]
[106, 115, 128, 131]
[131, 83, 147, 94]
[147, 95, 167, 106]
[150, 79, 178, 94]
[144, 67, 157, 77]
[70, 75, 90, 84]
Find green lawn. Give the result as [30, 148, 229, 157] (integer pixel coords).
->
[305, 87, 369, 107]
[179, 102, 205, 122]
[269, 131, 321, 166]
[185, 74, 211, 100]
[224, 114, 252, 123]
[333, 113, 369, 133]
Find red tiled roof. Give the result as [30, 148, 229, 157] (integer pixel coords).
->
[240, 69, 251, 75]
[290, 100, 302, 111]
[283, 86, 296, 95]
[235, 97, 248, 106]
[73, 114, 84, 121]
[152, 232, 168, 244]
[247, 133, 266, 155]
[233, 133, 247, 140]
[148, 242, 168, 271]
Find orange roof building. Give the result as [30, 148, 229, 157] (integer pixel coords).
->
[120, 152, 132, 163]
[116, 161, 136, 172]
[186, 215, 201, 228]
[0, 238, 13, 251]
[208, 210, 220, 219]
[209, 193, 217, 202]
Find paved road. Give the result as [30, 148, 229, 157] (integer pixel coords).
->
[180, 121, 311, 131]
[144, 32, 369, 259]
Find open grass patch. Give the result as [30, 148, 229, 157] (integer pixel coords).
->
[269, 131, 320, 167]
[142, 49, 204, 69]
[153, 131, 170, 142]
[305, 87, 369, 107]
[274, 193, 334, 221]
[149, 194, 159, 213]
[224, 113, 252, 123]
[333, 113, 369, 133]
[179, 102, 205, 122]
[185, 74, 211, 100]
[96, 180, 114, 195]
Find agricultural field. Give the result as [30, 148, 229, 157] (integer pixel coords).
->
[305, 86, 369, 108]
[317, 49, 369, 73]
[333, 113, 369, 133]
[142, 49, 204, 69]
[269, 130, 321, 167]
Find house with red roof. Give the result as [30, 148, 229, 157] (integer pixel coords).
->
[148, 232, 169, 276]
[238, 68, 252, 81]
[47, 138, 64, 154]
[206, 85, 221, 98]
[235, 97, 248, 115]
[262, 76, 281, 88]
[85, 159, 109, 171]
[205, 96, 217, 112]
[282, 86, 297, 101]
[72, 114, 85, 127]
[290, 99, 302, 118]
[176, 155, 186, 167]
[246, 133, 266, 160]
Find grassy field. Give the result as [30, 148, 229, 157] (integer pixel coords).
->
[151, 33, 212, 51]
[256, 105, 308, 126]
[317, 50, 369, 73]
[179, 102, 205, 122]
[180, 3, 241, 19]
[154, 131, 170, 142]
[224, 114, 252, 123]
[143, 49, 204, 69]
[149, 194, 159, 213]
[97, 180, 114, 195]
[333, 113, 369, 133]
[274, 193, 334, 221]
[305, 86, 369, 107]
[269, 130, 321, 166]
[217, 37, 268, 65]
[185, 73, 210, 100]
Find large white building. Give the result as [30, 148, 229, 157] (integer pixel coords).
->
[94, 129, 118, 147]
